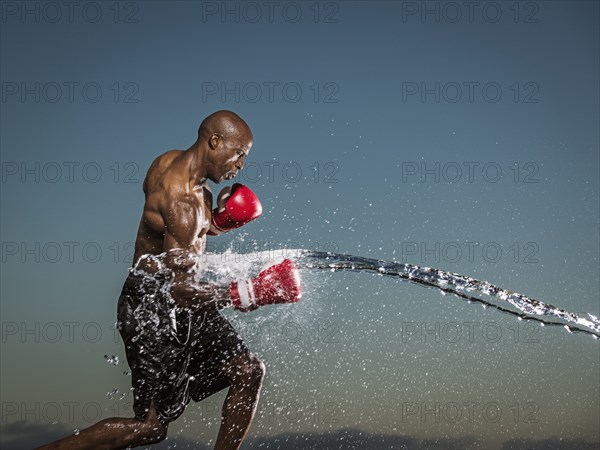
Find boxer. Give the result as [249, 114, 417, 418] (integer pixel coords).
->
[36, 110, 302, 450]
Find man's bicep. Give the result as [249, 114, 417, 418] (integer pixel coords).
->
[161, 197, 200, 252]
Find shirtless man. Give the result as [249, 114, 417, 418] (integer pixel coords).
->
[37, 110, 301, 450]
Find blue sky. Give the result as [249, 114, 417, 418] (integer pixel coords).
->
[1, 1, 598, 449]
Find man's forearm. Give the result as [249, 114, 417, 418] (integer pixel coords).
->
[171, 279, 232, 310]
[155, 247, 232, 309]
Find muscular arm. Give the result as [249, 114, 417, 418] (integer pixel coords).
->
[161, 194, 203, 254]
[160, 194, 230, 309]
[170, 274, 230, 310]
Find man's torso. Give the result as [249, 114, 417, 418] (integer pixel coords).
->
[132, 150, 213, 265]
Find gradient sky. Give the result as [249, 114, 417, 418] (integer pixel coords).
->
[1, 1, 599, 449]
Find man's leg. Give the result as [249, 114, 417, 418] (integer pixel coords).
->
[214, 352, 265, 450]
[35, 401, 167, 450]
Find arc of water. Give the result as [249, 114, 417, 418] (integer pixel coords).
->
[296, 250, 600, 339]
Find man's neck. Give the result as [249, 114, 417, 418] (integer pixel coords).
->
[186, 143, 209, 189]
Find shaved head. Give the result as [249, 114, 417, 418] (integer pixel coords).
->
[195, 110, 253, 183]
[198, 110, 253, 144]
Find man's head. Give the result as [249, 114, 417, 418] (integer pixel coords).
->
[198, 110, 253, 183]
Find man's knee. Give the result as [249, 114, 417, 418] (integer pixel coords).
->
[250, 357, 266, 383]
[230, 353, 266, 385]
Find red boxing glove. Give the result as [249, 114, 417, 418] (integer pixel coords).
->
[208, 184, 263, 236]
[230, 259, 302, 312]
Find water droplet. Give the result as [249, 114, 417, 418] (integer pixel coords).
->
[106, 388, 119, 399]
[104, 355, 119, 366]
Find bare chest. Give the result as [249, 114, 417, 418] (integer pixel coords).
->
[193, 186, 213, 234]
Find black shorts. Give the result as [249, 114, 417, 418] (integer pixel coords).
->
[117, 269, 249, 425]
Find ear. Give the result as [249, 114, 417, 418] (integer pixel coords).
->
[209, 133, 221, 150]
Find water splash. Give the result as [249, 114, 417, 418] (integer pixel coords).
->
[104, 355, 119, 366]
[106, 388, 119, 400]
[294, 250, 600, 339]
[130, 248, 599, 339]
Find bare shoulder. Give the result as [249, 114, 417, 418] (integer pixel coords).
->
[143, 150, 183, 195]
[153, 149, 182, 166]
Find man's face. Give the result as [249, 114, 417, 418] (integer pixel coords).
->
[210, 134, 252, 183]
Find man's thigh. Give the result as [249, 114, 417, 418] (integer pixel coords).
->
[186, 310, 251, 401]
